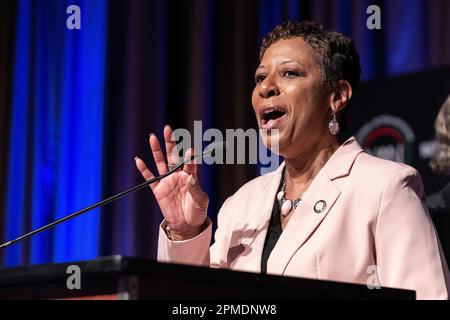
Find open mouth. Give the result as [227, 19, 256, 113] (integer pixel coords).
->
[259, 107, 287, 129]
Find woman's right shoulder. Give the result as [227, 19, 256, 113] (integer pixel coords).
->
[234, 168, 281, 197]
[219, 167, 281, 211]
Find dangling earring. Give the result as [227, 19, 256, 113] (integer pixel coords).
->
[328, 112, 340, 135]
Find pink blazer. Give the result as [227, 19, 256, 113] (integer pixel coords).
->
[158, 137, 450, 299]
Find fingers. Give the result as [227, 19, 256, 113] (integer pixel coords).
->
[183, 148, 197, 175]
[186, 174, 209, 210]
[164, 125, 180, 167]
[149, 133, 168, 175]
[134, 157, 158, 190]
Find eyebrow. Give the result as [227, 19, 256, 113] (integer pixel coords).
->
[256, 60, 304, 71]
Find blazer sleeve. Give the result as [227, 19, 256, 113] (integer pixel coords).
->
[157, 218, 212, 267]
[375, 167, 450, 299]
[157, 196, 234, 268]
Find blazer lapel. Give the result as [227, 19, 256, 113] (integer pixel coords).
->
[239, 167, 283, 248]
[266, 137, 364, 275]
[267, 170, 341, 275]
[227, 167, 283, 272]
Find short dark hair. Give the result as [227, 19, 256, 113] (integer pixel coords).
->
[260, 20, 361, 93]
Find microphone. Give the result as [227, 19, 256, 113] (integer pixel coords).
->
[0, 141, 227, 249]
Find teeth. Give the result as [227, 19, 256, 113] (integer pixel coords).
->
[263, 108, 281, 114]
[261, 108, 285, 118]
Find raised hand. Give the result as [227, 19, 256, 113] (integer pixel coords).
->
[135, 125, 209, 240]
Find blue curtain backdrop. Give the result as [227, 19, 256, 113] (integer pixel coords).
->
[2, 0, 107, 265]
[0, 0, 449, 266]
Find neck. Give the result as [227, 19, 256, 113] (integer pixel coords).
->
[283, 137, 340, 193]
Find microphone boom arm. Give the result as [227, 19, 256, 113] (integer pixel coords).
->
[0, 156, 192, 250]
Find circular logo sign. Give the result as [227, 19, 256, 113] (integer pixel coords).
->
[356, 115, 415, 164]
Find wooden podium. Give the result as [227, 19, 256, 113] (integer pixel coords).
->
[0, 255, 415, 300]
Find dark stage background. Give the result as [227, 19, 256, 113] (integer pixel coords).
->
[0, 0, 449, 266]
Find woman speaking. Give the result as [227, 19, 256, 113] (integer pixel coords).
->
[135, 21, 449, 299]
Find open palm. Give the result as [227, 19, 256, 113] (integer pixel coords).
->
[135, 125, 208, 238]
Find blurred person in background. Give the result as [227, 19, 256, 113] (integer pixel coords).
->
[427, 95, 450, 268]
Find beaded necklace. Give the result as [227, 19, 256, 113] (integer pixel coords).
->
[277, 168, 302, 217]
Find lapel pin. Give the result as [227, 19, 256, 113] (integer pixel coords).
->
[314, 200, 327, 213]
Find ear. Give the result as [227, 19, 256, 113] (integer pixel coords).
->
[329, 80, 352, 114]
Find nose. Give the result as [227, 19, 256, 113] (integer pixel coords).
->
[258, 76, 280, 98]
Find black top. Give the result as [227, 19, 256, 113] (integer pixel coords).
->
[261, 171, 284, 274]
